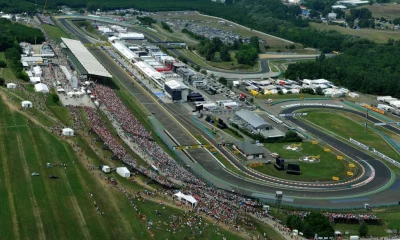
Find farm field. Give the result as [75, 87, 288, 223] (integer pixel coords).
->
[310, 22, 400, 43]
[0, 92, 246, 240]
[302, 111, 400, 160]
[253, 142, 352, 181]
[351, 4, 400, 20]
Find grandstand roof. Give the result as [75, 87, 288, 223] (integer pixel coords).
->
[61, 38, 111, 78]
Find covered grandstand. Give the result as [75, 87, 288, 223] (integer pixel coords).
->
[61, 38, 112, 79]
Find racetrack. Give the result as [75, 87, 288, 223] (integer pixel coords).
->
[55, 16, 399, 208]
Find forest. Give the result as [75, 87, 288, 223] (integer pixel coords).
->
[285, 40, 400, 98]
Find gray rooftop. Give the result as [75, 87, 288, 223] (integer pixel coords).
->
[235, 109, 270, 129]
[234, 140, 264, 155]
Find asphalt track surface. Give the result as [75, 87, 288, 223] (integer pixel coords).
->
[57, 17, 399, 207]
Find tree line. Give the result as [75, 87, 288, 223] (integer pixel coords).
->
[285, 40, 400, 97]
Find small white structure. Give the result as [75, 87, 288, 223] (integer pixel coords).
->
[21, 100, 32, 108]
[116, 167, 130, 178]
[173, 191, 198, 207]
[6, 83, 17, 89]
[102, 165, 111, 173]
[34, 83, 49, 93]
[117, 32, 145, 40]
[348, 92, 359, 98]
[62, 128, 74, 136]
[29, 76, 41, 84]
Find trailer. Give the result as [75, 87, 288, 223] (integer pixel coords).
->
[377, 96, 392, 102]
[384, 98, 397, 104]
[222, 102, 239, 109]
[377, 104, 393, 111]
[389, 100, 400, 108]
[202, 103, 218, 110]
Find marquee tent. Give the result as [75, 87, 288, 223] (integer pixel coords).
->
[34, 83, 49, 93]
[21, 100, 32, 108]
[7, 83, 17, 89]
[116, 167, 130, 178]
[174, 191, 198, 207]
[62, 128, 74, 136]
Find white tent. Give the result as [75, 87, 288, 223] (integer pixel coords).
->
[174, 191, 198, 207]
[32, 66, 42, 77]
[62, 128, 74, 136]
[57, 88, 65, 93]
[21, 100, 32, 108]
[7, 83, 17, 89]
[102, 165, 111, 173]
[348, 92, 359, 98]
[29, 76, 41, 84]
[34, 83, 49, 93]
[116, 167, 130, 178]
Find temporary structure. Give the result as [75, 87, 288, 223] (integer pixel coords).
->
[21, 100, 32, 108]
[62, 128, 74, 136]
[116, 167, 130, 178]
[34, 83, 49, 93]
[29, 76, 41, 84]
[102, 165, 111, 173]
[173, 191, 198, 207]
[6, 83, 17, 89]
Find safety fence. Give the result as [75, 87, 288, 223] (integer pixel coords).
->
[269, 97, 332, 106]
[343, 101, 393, 122]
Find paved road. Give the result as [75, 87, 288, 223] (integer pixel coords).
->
[56, 17, 399, 207]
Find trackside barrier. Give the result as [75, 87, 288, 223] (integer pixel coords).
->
[349, 138, 369, 150]
[269, 98, 332, 106]
[370, 127, 400, 152]
[372, 149, 400, 168]
[190, 117, 216, 139]
[343, 101, 393, 122]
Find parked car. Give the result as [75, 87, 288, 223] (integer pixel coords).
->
[31, 172, 40, 176]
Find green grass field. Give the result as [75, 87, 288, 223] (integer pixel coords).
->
[41, 24, 69, 43]
[350, 4, 400, 20]
[253, 142, 352, 181]
[0, 93, 249, 239]
[303, 111, 400, 160]
[0, 52, 19, 81]
[310, 22, 400, 44]
[376, 208, 400, 229]
[334, 223, 389, 237]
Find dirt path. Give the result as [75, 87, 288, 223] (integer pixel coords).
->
[16, 133, 46, 240]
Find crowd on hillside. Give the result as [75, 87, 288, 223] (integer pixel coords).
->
[83, 106, 173, 187]
[285, 210, 380, 224]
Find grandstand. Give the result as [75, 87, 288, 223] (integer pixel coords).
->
[61, 38, 112, 79]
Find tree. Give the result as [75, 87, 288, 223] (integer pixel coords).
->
[359, 222, 368, 237]
[218, 77, 227, 85]
[0, 77, 4, 86]
[0, 60, 6, 68]
[249, 36, 260, 52]
[284, 130, 302, 142]
[235, 45, 258, 65]
[302, 212, 334, 238]
[220, 45, 231, 61]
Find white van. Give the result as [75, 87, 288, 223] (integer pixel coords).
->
[350, 236, 360, 240]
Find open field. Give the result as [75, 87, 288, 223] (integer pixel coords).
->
[310, 22, 400, 44]
[253, 142, 352, 181]
[303, 111, 400, 160]
[0, 52, 19, 81]
[376, 207, 400, 229]
[41, 24, 69, 43]
[351, 4, 400, 20]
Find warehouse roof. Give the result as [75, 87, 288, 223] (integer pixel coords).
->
[235, 109, 270, 129]
[61, 38, 112, 78]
